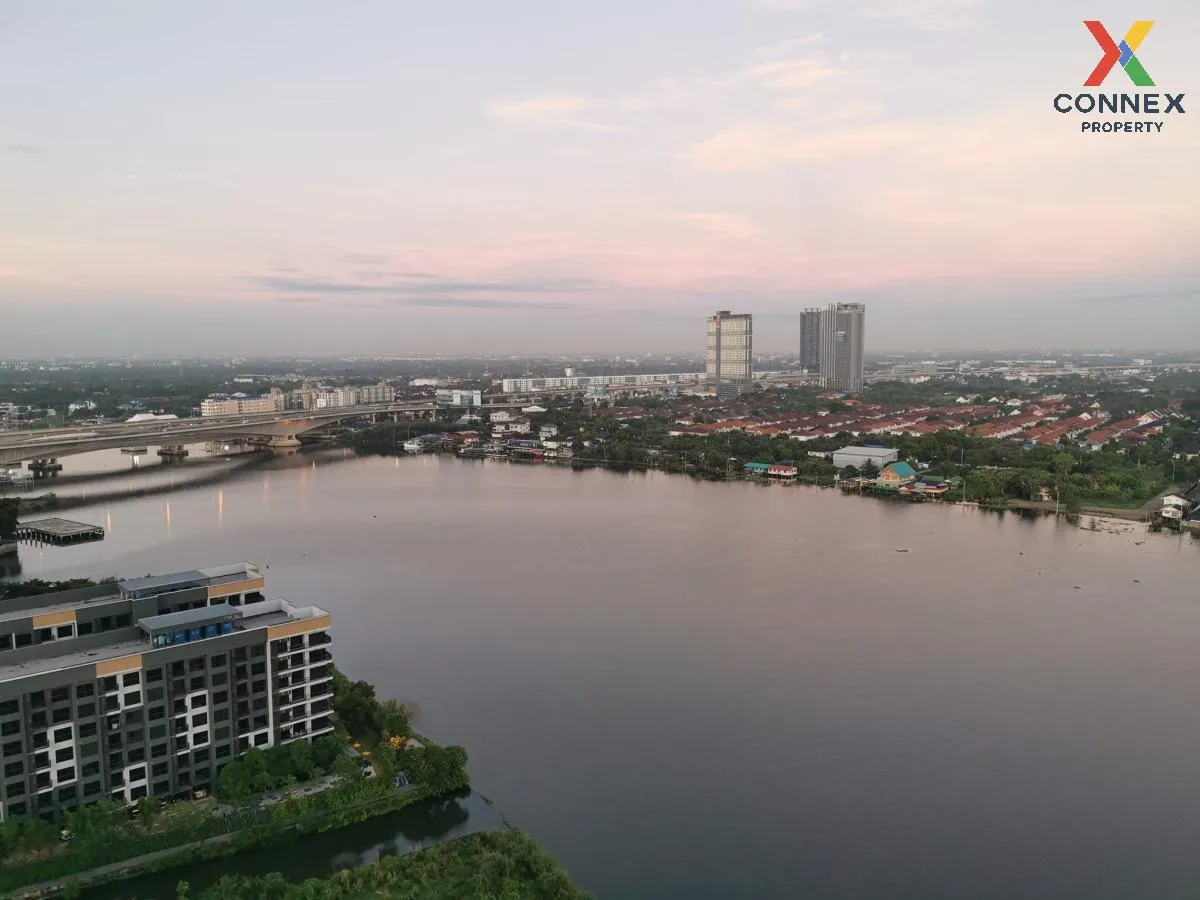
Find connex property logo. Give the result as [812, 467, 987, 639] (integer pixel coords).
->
[1053, 19, 1186, 134]
[1084, 20, 1154, 86]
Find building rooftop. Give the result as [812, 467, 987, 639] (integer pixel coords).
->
[137, 603, 238, 634]
[120, 570, 208, 595]
[0, 596, 329, 684]
[0, 638, 147, 682]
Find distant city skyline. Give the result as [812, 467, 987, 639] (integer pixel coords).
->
[2, 1, 1199, 356]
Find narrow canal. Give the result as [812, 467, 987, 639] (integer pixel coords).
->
[80, 789, 503, 898]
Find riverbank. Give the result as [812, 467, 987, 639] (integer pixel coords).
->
[190, 828, 591, 900]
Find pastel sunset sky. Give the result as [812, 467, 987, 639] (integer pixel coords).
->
[2, 0, 1198, 355]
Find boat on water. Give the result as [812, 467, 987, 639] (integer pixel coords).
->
[402, 434, 442, 453]
[483, 443, 508, 459]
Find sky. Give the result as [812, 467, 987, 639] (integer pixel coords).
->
[2, 0, 1199, 357]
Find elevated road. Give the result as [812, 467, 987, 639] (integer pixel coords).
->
[0, 400, 526, 466]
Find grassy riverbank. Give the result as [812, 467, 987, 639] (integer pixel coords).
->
[190, 828, 590, 900]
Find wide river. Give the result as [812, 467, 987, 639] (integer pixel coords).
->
[5, 445, 1200, 899]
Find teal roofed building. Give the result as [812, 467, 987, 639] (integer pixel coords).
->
[878, 461, 917, 485]
[743, 461, 771, 476]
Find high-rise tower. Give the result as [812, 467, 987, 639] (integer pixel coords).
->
[818, 303, 865, 392]
[705, 311, 753, 399]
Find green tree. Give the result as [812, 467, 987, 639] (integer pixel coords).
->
[334, 751, 364, 782]
[860, 460, 880, 479]
[332, 668, 381, 739]
[137, 796, 162, 831]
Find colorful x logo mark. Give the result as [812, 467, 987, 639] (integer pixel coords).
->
[1084, 20, 1155, 87]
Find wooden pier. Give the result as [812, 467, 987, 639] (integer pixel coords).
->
[16, 517, 105, 545]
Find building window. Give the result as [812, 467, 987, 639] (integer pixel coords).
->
[55, 746, 74, 763]
[58, 785, 77, 803]
[152, 762, 169, 778]
[53, 726, 72, 743]
[4, 760, 23, 778]
[145, 668, 163, 683]
[0, 721, 18, 737]
[80, 742, 98, 758]
[151, 743, 167, 758]
[102, 676, 118, 693]
[148, 706, 165, 722]
[115, 614, 132, 628]
[189, 658, 205, 672]
[128, 766, 145, 782]
[79, 722, 97, 738]
[36, 628, 53, 642]
[149, 725, 166, 740]
[124, 691, 141, 706]
[0, 700, 17, 716]
[153, 780, 170, 795]
[56, 625, 74, 640]
[212, 691, 228, 705]
[190, 695, 206, 709]
[212, 672, 227, 686]
[28, 691, 45, 708]
[82, 761, 100, 777]
[35, 773, 50, 790]
[190, 677, 205, 692]
[128, 747, 145, 763]
[78, 702, 96, 718]
[216, 744, 230, 758]
[0, 634, 11, 651]
[14, 632, 32, 648]
[109, 753, 123, 769]
[123, 672, 140, 687]
[211, 653, 227, 667]
[147, 687, 164, 702]
[50, 687, 70, 704]
[250, 662, 266, 676]
[214, 726, 230, 741]
[77, 621, 94, 635]
[171, 662, 186, 676]
[51, 707, 70, 724]
[34, 751, 49, 769]
[193, 731, 209, 746]
[76, 684, 95, 699]
[191, 713, 208, 728]
[7, 782, 25, 798]
[30, 711, 47, 728]
[8, 802, 26, 816]
[130, 784, 147, 800]
[56, 766, 74, 782]
[254, 733, 268, 747]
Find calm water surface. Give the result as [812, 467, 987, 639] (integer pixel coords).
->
[7, 448, 1200, 899]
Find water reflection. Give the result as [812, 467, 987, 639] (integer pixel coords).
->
[84, 790, 500, 900]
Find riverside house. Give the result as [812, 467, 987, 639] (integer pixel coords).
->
[878, 461, 917, 487]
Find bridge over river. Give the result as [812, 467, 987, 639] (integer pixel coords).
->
[0, 400, 527, 467]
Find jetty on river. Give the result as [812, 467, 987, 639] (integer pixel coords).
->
[15, 517, 105, 545]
